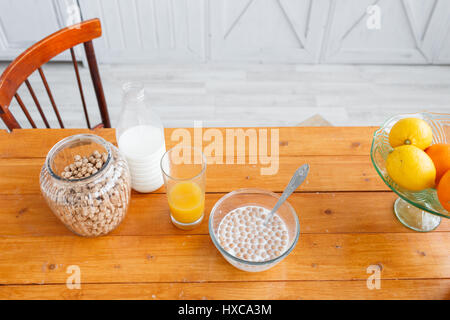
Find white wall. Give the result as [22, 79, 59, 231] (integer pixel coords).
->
[1, 0, 450, 64]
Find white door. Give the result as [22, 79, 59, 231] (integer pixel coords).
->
[0, 0, 80, 61]
[79, 0, 206, 63]
[321, 0, 450, 64]
[435, 30, 450, 64]
[432, 0, 450, 64]
[209, 0, 330, 63]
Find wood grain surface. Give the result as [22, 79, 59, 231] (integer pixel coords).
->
[0, 128, 448, 300]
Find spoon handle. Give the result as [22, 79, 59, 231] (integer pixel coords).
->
[265, 164, 309, 224]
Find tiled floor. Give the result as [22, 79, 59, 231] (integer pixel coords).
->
[1, 62, 449, 129]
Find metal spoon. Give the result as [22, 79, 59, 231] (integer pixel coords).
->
[264, 164, 309, 225]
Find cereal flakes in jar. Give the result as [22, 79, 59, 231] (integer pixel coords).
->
[40, 134, 131, 237]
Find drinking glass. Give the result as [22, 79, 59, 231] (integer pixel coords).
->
[160, 146, 206, 230]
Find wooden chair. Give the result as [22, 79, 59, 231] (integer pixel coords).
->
[0, 18, 110, 131]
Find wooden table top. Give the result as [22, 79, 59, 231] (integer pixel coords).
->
[0, 127, 448, 300]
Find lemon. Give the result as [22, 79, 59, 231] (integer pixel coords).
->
[389, 118, 433, 150]
[386, 145, 436, 191]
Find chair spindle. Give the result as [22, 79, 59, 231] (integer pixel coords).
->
[24, 79, 50, 128]
[70, 48, 91, 129]
[38, 67, 64, 128]
[83, 41, 111, 128]
[14, 93, 36, 128]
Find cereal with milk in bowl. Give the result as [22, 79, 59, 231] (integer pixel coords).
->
[217, 205, 289, 262]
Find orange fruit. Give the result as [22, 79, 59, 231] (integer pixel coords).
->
[437, 170, 450, 212]
[386, 145, 436, 191]
[425, 143, 450, 184]
[389, 118, 433, 150]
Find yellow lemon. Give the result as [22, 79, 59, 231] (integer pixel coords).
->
[389, 118, 433, 150]
[386, 145, 436, 191]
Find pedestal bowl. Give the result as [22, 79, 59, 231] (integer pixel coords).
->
[370, 112, 450, 232]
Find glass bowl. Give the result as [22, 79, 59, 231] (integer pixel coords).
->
[209, 188, 300, 272]
[370, 112, 450, 232]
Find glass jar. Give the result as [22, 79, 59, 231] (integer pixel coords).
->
[40, 134, 131, 237]
[116, 82, 166, 193]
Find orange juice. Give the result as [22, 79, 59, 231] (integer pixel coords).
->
[168, 181, 205, 224]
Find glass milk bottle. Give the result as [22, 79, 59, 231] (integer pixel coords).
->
[116, 82, 166, 193]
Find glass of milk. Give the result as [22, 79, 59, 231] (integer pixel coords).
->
[116, 82, 166, 193]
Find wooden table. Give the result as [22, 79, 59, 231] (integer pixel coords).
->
[0, 127, 448, 300]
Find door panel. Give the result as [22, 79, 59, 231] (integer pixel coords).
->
[2, 0, 449, 64]
[321, 0, 450, 64]
[0, 0, 78, 61]
[79, 0, 206, 63]
[435, 30, 450, 64]
[209, 0, 330, 63]
[429, 1, 450, 63]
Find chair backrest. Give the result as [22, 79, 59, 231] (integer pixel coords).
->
[0, 18, 110, 131]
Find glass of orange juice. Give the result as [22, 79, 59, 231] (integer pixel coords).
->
[160, 146, 206, 230]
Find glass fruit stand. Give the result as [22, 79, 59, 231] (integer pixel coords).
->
[370, 112, 450, 232]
